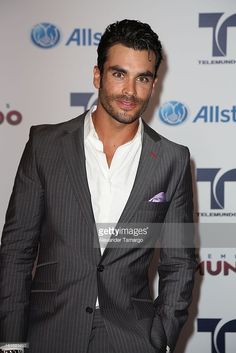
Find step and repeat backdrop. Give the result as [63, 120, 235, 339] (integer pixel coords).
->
[0, 1, 235, 352]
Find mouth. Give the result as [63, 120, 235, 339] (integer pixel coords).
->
[116, 99, 137, 111]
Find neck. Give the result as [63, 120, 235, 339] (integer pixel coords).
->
[92, 106, 139, 149]
[91, 105, 140, 167]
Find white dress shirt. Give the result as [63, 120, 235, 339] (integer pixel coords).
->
[84, 106, 143, 308]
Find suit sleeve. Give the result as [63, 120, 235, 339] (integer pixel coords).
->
[0, 127, 44, 343]
[154, 147, 197, 351]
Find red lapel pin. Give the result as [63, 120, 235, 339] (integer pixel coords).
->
[150, 151, 157, 159]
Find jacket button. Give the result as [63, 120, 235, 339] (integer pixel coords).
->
[86, 306, 93, 314]
[97, 264, 104, 272]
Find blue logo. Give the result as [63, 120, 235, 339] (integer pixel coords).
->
[198, 318, 236, 353]
[66, 29, 101, 46]
[199, 13, 236, 57]
[197, 168, 236, 209]
[31, 23, 60, 49]
[70, 92, 97, 111]
[157, 103, 236, 124]
[193, 105, 236, 123]
[159, 101, 188, 126]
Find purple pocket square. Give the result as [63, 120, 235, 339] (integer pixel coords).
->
[149, 192, 166, 203]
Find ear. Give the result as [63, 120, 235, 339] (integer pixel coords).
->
[152, 77, 158, 89]
[151, 77, 158, 96]
[93, 66, 101, 89]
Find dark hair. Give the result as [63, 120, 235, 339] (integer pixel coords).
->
[97, 19, 163, 77]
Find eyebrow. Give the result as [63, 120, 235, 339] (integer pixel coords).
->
[109, 65, 154, 79]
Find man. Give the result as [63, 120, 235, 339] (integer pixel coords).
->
[0, 19, 196, 353]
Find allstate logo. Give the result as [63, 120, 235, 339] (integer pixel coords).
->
[159, 101, 188, 126]
[31, 23, 60, 49]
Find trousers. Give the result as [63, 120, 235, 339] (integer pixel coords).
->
[86, 309, 115, 353]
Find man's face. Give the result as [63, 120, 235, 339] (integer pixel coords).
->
[93, 44, 157, 124]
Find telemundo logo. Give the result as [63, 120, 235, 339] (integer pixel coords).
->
[198, 318, 236, 353]
[31, 23, 61, 49]
[70, 92, 97, 111]
[196, 168, 236, 211]
[158, 101, 188, 126]
[198, 13, 236, 65]
[158, 101, 236, 125]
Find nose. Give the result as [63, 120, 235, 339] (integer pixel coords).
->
[122, 78, 137, 97]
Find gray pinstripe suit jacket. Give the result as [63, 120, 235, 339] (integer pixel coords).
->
[0, 112, 196, 353]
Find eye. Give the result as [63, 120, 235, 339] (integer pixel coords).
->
[137, 76, 150, 83]
[112, 71, 125, 79]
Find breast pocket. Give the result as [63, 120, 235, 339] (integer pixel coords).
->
[136, 201, 170, 223]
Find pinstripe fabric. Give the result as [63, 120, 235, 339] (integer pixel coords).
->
[0, 112, 196, 353]
[86, 309, 116, 353]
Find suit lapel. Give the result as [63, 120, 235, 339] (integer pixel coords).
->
[119, 122, 162, 223]
[61, 115, 97, 236]
[101, 121, 163, 259]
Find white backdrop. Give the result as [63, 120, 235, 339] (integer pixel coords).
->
[1, 1, 236, 352]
